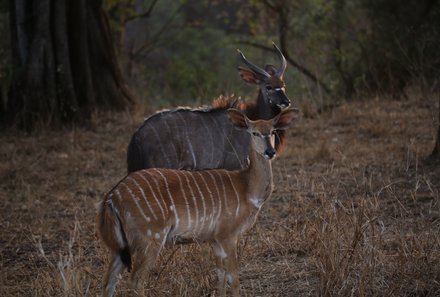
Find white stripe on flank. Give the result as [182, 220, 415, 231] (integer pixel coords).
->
[196, 172, 216, 231]
[199, 115, 215, 165]
[147, 122, 171, 167]
[181, 171, 199, 233]
[119, 183, 152, 224]
[143, 171, 169, 217]
[162, 120, 179, 164]
[226, 174, 240, 218]
[212, 171, 231, 216]
[176, 113, 197, 168]
[211, 116, 244, 168]
[134, 172, 165, 220]
[189, 173, 207, 232]
[127, 176, 158, 221]
[173, 171, 192, 229]
[153, 169, 180, 228]
[206, 171, 223, 226]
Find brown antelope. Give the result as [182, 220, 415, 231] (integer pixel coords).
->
[97, 108, 299, 297]
[126, 42, 290, 172]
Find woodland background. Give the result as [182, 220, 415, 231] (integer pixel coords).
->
[0, 0, 439, 135]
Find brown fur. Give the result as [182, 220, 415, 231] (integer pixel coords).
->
[211, 95, 286, 154]
[98, 109, 298, 297]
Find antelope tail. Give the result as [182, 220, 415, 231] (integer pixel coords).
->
[97, 200, 132, 272]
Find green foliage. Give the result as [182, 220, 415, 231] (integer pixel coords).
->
[160, 27, 242, 105]
[104, 0, 440, 107]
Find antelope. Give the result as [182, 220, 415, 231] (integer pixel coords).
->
[126, 42, 291, 172]
[97, 108, 299, 297]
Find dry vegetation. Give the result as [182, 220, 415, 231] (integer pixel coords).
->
[1, 95, 440, 297]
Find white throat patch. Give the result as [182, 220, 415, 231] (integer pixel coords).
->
[250, 197, 264, 209]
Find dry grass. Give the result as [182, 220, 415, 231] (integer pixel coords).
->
[1, 95, 440, 296]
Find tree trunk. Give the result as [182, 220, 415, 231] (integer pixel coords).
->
[5, 0, 133, 131]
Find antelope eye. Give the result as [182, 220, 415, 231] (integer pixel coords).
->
[266, 86, 273, 90]
[252, 132, 260, 136]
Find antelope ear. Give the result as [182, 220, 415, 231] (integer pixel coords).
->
[228, 109, 249, 130]
[238, 67, 259, 84]
[273, 108, 300, 130]
[264, 64, 277, 76]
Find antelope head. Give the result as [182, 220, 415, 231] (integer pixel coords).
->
[228, 108, 299, 160]
[237, 42, 290, 109]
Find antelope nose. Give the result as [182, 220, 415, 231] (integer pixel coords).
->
[264, 147, 276, 159]
[280, 98, 290, 108]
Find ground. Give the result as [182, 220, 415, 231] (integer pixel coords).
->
[1, 95, 440, 296]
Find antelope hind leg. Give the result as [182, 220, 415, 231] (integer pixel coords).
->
[129, 241, 161, 296]
[103, 253, 125, 297]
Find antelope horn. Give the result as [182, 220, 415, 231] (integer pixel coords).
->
[272, 42, 287, 78]
[237, 49, 270, 78]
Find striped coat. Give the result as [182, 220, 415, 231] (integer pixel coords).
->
[97, 108, 299, 297]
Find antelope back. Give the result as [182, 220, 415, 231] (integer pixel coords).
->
[126, 43, 291, 173]
[127, 107, 249, 172]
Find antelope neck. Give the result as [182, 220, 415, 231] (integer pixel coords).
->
[256, 91, 281, 119]
[243, 137, 273, 207]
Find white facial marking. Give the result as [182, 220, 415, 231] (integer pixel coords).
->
[155, 233, 161, 240]
[147, 229, 152, 237]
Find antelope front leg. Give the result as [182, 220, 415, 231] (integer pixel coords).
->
[212, 242, 227, 297]
[222, 239, 240, 297]
[213, 237, 240, 297]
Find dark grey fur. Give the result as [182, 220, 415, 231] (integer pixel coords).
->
[127, 44, 291, 172]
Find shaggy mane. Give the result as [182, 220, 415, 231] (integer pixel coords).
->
[211, 94, 245, 111]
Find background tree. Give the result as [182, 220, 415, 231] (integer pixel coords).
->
[1, 0, 439, 158]
[5, 0, 133, 131]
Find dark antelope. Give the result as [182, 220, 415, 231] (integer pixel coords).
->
[97, 108, 299, 297]
[127, 43, 291, 172]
